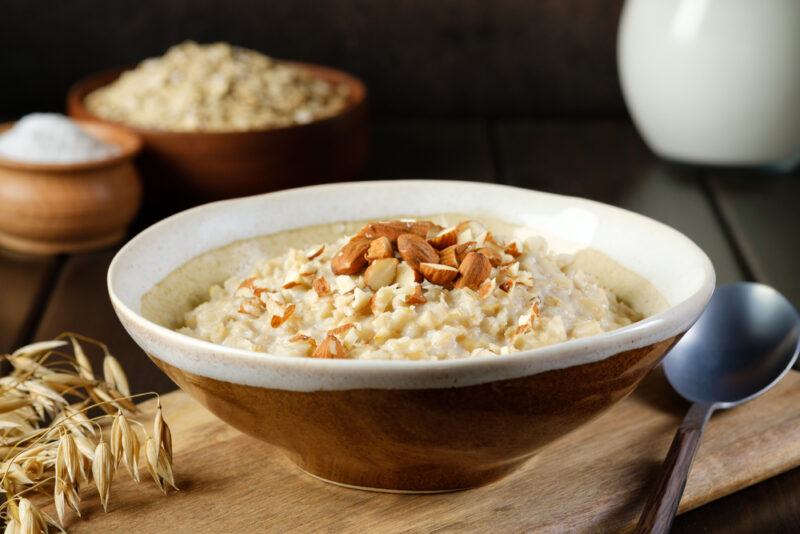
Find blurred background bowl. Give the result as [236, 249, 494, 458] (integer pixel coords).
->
[67, 63, 369, 208]
[0, 120, 142, 254]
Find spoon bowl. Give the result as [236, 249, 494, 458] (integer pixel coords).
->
[636, 282, 800, 533]
[665, 282, 800, 407]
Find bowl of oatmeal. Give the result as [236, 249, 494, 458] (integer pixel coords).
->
[108, 180, 715, 492]
[68, 41, 368, 205]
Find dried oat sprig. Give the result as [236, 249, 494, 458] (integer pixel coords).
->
[0, 334, 176, 532]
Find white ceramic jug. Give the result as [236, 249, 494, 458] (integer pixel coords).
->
[618, 0, 800, 168]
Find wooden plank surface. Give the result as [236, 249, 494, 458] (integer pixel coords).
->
[32, 250, 175, 395]
[0, 250, 59, 352]
[709, 171, 800, 306]
[494, 120, 745, 285]
[53, 368, 800, 533]
[5, 119, 797, 531]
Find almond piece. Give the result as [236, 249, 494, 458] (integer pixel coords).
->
[270, 303, 296, 328]
[504, 242, 522, 257]
[478, 278, 496, 299]
[427, 226, 458, 250]
[439, 241, 476, 268]
[397, 233, 439, 268]
[364, 258, 399, 291]
[395, 261, 423, 287]
[357, 221, 430, 242]
[331, 238, 370, 275]
[454, 252, 492, 290]
[419, 262, 459, 286]
[312, 334, 347, 359]
[313, 277, 330, 297]
[365, 236, 394, 262]
[307, 245, 325, 260]
[328, 323, 356, 337]
[405, 285, 427, 305]
[499, 279, 514, 292]
[478, 246, 503, 267]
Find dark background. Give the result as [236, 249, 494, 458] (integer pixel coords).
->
[0, 0, 624, 118]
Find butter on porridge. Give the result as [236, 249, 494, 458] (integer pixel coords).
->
[178, 217, 642, 360]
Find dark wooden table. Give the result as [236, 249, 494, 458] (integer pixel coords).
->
[2, 118, 799, 533]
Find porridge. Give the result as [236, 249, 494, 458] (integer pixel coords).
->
[178, 217, 642, 360]
[85, 41, 350, 132]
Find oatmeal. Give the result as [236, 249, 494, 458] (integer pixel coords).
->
[179, 218, 641, 360]
[85, 41, 350, 132]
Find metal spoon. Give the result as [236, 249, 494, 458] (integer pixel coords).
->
[635, 282, 800, 534]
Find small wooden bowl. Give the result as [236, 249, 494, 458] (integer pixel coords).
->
[67, 64, 369, 207]
[0, 121, 142, 254]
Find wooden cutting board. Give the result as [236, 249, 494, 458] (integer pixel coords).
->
[57, 368, 800, 533]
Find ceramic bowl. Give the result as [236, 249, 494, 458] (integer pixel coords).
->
[108, 181, 715, 492]
[0, 121, 142, 254]
[67, 64, 369, 207]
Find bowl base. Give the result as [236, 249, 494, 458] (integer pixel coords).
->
[0, 229, 126, 254]
[297, 465, 468, 494]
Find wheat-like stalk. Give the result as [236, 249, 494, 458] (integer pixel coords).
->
[0, 334, 175, 533]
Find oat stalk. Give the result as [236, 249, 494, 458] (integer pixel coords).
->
[0, 334, 176, 533]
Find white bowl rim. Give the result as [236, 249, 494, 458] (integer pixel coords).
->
[108, 180, 716, 391]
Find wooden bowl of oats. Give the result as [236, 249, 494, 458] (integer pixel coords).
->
[67, 42, 368, 208]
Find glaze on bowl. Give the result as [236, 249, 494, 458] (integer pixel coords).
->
[108, 181, 715, 492]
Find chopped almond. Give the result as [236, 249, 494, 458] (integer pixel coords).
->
[270, 303, 296, 328]
[428, 226, 458, 250]
[365, 236, 394, 262]
[307, 245, 325, 260]
[328, 323, 356, 337]
[478, 278, 495, 299]
[419, 262, 459, 286]
[405, 285, 427, 305]
[397, 233, 439, 268]
[454, 252, 492, 290]
[331, 238, 370, 275]
[364, 258, 399, 291]
[312, 334, 347, 358]
[313, 277, 331, 297]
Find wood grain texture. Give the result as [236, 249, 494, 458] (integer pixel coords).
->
[52, 368, 800, 533]
[33, 250, 175, 395]
[0, 250, 59, 352]
[494, 120, 745, 285]
[635, 402, 714, 534]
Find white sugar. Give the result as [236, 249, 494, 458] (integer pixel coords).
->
[0, 113, 120, 164]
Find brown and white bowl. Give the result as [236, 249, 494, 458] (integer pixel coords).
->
[107, 180, 715, 492]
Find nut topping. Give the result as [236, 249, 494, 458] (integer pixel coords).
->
[428, 226, 458, 250]
[454, 252, 492, 290]
[419, 262, 459, 286]
[270, 303, 296, 328]
[439, 241, 475, 268]
[357, 221, 430, 243]
[365, 236, 394, 262]
[364, 258, 399, 291]
[395, 261, 423, 287]
[397, 233, 439, 268]
[312, 334, 347, 359]
[405, 285, 427, 305]
[307, 245, 325, 260]
[331, 238, 370, 275]
[313, 277, 331, 297]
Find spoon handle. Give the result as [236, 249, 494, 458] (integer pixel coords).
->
[635, 401, 715, 534]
